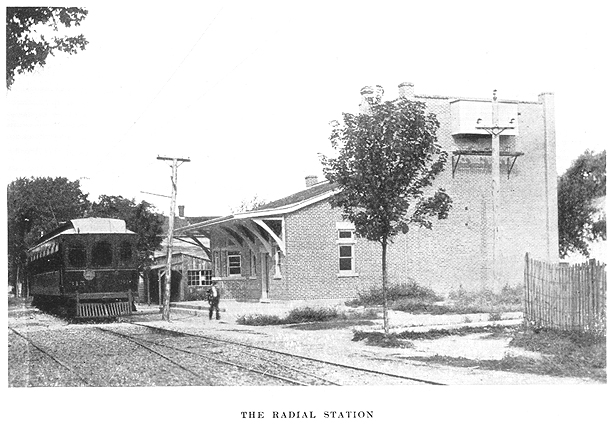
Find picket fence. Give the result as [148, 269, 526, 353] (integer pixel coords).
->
[524, 253, 607, 335]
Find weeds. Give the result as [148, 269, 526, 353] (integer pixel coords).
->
[346, 281, 442, 308]
[352, 332, 415, 348]
[366, 325, 607, 382]
[236, 306, 378, 326]
[346, 283, 523, 315]
[447, 285, 523, 315]
[353, 324, 513, 344]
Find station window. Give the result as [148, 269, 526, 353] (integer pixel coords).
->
[227, 251, 242, 276]
[67, 243, 87, 268]
[92, 241, 113, 267]
[339, 245, 355, 272]
[336, 223, 356, 275]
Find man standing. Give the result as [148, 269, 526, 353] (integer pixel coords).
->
[207, 281, 221, 320]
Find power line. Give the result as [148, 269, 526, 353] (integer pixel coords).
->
[178, 23, 285, 115]
[116, 2, 226, 144]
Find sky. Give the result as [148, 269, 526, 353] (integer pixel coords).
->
[3, 0, 611, 217]
[2, 0, 612, 414]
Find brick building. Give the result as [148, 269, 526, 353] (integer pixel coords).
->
[176, 83, 558, 301]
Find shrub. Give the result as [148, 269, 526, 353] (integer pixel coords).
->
[236, 314, 285, 326]
[446, 285, 523, 315]
[390, 298, 452, 314]
[285, 307, 339, 323]
[346, 280, 442, 307]
[237, 306, 349, 326]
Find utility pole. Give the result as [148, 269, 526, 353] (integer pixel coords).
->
[476, 90, 514, 288]
[157, 156, 190, 321]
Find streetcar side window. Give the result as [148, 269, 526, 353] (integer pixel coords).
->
[119, 241, 133, 265]
[67, 244, 87, 268]
[92, 241, 113, 267]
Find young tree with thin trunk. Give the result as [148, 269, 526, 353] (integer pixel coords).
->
[321, 97, 452, 333]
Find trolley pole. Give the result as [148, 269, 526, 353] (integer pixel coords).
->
[476, 90, 514, 288]
[157, 156, 190, 321]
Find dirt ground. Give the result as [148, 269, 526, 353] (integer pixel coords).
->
[7, 298, 601, 385]
[149, 302, 599, 385]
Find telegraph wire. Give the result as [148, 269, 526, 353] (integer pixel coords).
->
[115, 2, 227, 145]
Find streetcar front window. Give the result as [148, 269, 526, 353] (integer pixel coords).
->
[92, 241, 113, 267]
[67, 244, 87, 268]
[119, 241, 133, 265]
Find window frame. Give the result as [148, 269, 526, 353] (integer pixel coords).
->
[187, 269, 212, 286]
[227, 251, 242, 277]
[336, 222, 357, 276]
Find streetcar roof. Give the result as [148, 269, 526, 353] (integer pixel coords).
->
[27, 218, 136, 260]
[69, 218, 135, 235]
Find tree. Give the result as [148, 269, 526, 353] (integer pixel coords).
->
[321, 97, 452, 333]
[558, 150, 606, 258]
[231, 194, 268, 213]
[91, 195, 165, 271]
[7, 177, 90, 295]
[6, 7, 88, 89]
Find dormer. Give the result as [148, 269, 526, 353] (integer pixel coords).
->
[450, 99, 518, 136]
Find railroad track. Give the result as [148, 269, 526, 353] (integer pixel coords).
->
[124, 322, 447, 386]
[9, 320, 446, 386]
[9, 327, 92, 386]
[97, 326, 341, 386]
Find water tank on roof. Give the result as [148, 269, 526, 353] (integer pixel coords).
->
[450, 99, 518, 136]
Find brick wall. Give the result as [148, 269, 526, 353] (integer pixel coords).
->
[205, 91, 558, 301]
[275, 93, 558, 299]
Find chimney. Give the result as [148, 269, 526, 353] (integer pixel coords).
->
[305, 175, 318, 187]
[359, 85, 384, 114]
[398, 82, 414, 99]
[178, 205, 185, 218]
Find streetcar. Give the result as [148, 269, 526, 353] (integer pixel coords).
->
[26, 217, 139, 318]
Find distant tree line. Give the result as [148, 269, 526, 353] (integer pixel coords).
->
[7, 177, 164, 295]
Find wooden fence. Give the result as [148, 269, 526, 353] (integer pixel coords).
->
[524, 253, 607, 335]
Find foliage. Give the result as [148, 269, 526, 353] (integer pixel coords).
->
[346, 281, 442, 307]
[7, 177, 90, 290]
[7, 178, 165, 294]
[354, 325, 511, 346]
[446, 285, 523, 314]
[6, 7, 88, 89]
[351, 331, 415, 348]
[236, 314, 285, 326]
[321, 98, 451, 243]
[558, 150, 606, 258]
[236, 306, 378, 326]
[237, 307, 338, 326]
[321, 96, 452, 333]
[231, 195, 268, 213]
[346, 284, 523, 315]
[90, 195, 164, 270]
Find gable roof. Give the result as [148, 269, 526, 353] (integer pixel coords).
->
[175, 181, 337, 234]
[254, 181, 337, 211]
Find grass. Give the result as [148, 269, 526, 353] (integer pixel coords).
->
[346, 282, 523, 315]
[354, 324, 606, 382]
[236, 306, 378, 326]
[353, 324, 513, 343]
[345, 281, 442, 308]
